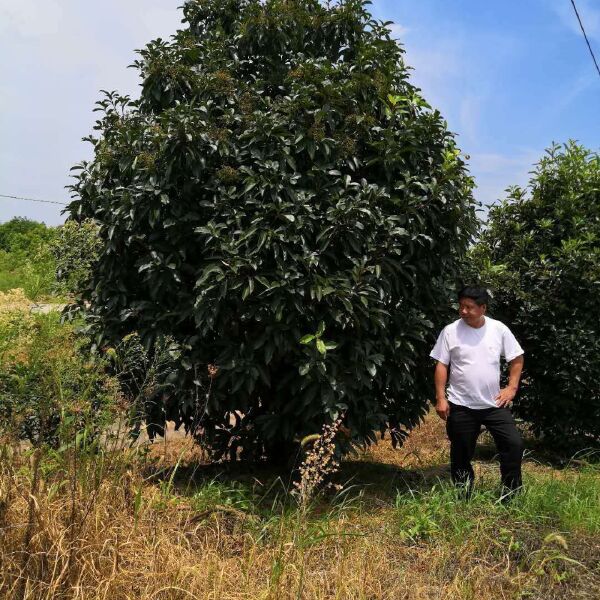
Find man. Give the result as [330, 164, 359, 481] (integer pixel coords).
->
[430, 286, 525, 500]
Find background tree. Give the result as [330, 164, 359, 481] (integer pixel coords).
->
[52, 219, 102, 296]
[472, 142, 600, 447]
[0, 218, 56, 299]
[0, 217, 54, 255]
[68, 0, 478, 460]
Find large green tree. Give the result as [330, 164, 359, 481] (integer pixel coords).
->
[52, 219, 102, 296]
[0, 218, 57, 299]
[68, 0, 478, 460]
[472, 142, 600, 446]
[0, 217, 54, 254]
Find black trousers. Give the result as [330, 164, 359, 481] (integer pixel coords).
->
[446, 402, 525, 493]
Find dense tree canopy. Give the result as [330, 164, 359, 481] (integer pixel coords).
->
[52, 219, 101, 296]
[0, 217, 54, 255]
[0, 218, 56, 299]
[472, 142, 600, 446]
[68, 0, 478, 459]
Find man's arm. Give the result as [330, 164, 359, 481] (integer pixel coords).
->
[434, 361, 450, 420]
[495, 355, 524, 407]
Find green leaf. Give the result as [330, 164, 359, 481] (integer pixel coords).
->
[316, 339, 326, 355]
[299, 362, 311, 376]
[299, 334, 315, 344]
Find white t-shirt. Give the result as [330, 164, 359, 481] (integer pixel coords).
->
[430, 317, 524, 410]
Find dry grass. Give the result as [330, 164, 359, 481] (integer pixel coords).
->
[1, 412, 599, 600]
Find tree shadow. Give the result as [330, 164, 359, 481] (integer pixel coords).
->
[336, 459, 451, 501]
[519, 438, 600, 469]
[143, 439, 490, 501]
[480, 428, 600, 469]
[140, 427, 599, 514]
[145, 452, 455, 507]
[144, 456, 298, 501]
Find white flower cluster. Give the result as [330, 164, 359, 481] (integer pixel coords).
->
[294, 416, 343, 506]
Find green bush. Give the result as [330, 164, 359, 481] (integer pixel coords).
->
[52, 219, 102, 297]
[0, 218, 57, 300]
[471, 142, 600, 446]
[0, 304, 119, 448]
[105, 332, 190, 440]
[68, 0, 478, 460]
[0, 249, 55, 300]
[0, 217, 54, 254]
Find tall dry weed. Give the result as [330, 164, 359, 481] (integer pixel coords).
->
[0, 412, 598, 599]
[293, 416, 344, 507]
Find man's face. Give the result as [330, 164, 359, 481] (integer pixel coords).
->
[459, 297, 486, 326]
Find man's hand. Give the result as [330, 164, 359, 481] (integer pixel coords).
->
[436, 397, 450, 420]
[495, 386, 517, 408]
[433, 362, 449, 420]
[497, 355, 524, 407]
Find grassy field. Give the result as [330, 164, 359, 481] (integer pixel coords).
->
[0, 281, 597, 599]
[1, 409, 598, 600]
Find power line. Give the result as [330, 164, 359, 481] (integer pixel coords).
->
[0, 193, 68, 206]
[570, 0, 600, 78]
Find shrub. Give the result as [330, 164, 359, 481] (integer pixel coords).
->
[0, 218, 57, 300]
[0, 295, 119, 447]
[52, 219, 102, 297]
[105, 332, 191, 440]
[68, 0, 478, 460]
[0, 217, 54, 254]
[471, 142, 600, 446]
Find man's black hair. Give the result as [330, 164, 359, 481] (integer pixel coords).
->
[458, 285, 489, 306]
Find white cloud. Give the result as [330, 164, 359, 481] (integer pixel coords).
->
[138, 6, 184, 37]
[395, 20, 536, 214]
[0, 0, 184, 225]
[0, 0, 63, 38]
[470, 151, 538, 175]
[387, 22, 409, 40]
[403, 38, 464, 92]
[469, 149, 542, 208]
[543, 70, 597, 118]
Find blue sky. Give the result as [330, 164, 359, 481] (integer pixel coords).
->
[1, 0, 598, 225]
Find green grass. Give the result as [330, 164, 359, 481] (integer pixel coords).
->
[392, 465, 600, 544]
[190, 479, 260, 513]
[0, 250, 56, 300]
[158, 456, 600, 556]
[513, 464, 600, 533]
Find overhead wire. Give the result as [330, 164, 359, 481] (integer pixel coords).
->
[0, 193, 68, 206]
[569, 0, 600, 78]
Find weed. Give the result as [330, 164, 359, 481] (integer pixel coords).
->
[0, 311, 597, 600]
[294, 416, 344, 508]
